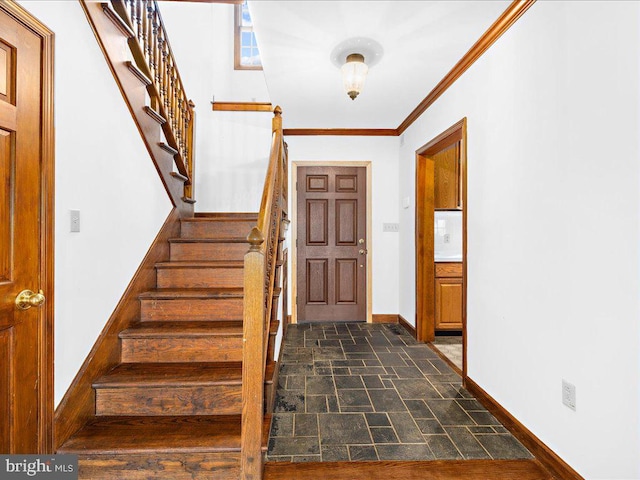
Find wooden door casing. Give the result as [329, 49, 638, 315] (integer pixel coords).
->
[296, 166, 367, 322]
[416, 119, 467, 375]
[0, 3, 54, 453]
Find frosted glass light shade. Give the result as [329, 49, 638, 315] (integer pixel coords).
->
[341, 53, 368, 100]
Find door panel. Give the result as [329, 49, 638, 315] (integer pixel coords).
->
[297, 166, 366, 322]
[306, 200, 328, 245]
[306, 259, 328, 304]
[0, 8, 46, 453]
[335, 200, 356, 245]
[435, 277, 463, 330]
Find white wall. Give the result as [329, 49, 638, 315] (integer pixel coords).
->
[160, 3, 272, 212]
[286, 136, 400, 317]
[397, 2, 640, 479]
[18, 1, 173, 406]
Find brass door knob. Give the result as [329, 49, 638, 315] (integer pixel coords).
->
[359, 249, 368, 255]
[15, 290, 46, 310]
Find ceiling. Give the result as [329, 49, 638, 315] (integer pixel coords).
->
[248, 1, 509, 130]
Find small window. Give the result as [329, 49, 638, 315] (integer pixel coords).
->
[234, 1, 262, 70]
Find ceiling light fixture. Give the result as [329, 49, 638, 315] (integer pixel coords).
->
[331, 37, 383, 102]
[341, 53, 368, 100]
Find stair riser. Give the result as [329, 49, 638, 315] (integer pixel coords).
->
[78, 453, 239, 480]
[121, 337, 242, 363]
[181, 220, 254, 239]
[140, 298, 243, 321]
[170, 242, 248, 261]
[95, 386, 242, 416]
[156, 267, 243, 289]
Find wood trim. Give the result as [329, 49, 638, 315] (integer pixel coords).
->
[397, 0, 536, 135]
[290, 161, 372, 324]
[264, 460, 553, 480]
[125, 61, 152, 86]
[80, 1, 193, 216]
[465, 377, 584, 480]
[284, 129, 398, 137]
[398, 315, 416, 339]
[54, 209, 181, 450]
[415, 152, 435, 343]
[460, 120, 468, 379]
[0, 1, 56, 453]
[416, 119, 464, 156]
[372, 314, 400, 324]
[212, 101, 273, 112]
[143, 105, 166, 125]
[415, 119, 466, 352]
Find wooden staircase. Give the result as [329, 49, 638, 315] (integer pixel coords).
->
[58, 214, 277, 479]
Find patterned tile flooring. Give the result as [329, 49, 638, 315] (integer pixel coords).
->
[267, 322, 532, 462]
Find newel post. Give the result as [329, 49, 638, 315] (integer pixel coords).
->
[240, 227, 265, 480]
[272, 105, 282, 133]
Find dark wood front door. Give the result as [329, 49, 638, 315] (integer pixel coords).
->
[0, 5, 52, 453]
[296, 166, 367, 322]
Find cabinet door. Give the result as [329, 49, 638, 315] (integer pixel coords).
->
[434, 142, 460, 210]
[435, 277, 463, 330]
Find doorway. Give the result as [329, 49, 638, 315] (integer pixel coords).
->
[415, 119, 467, 376]
[292, 162, 372, 323]
[0, 3, 54, 453]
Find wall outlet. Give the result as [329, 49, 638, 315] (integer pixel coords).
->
[383, 223, 399, 232]
[562, 379, 576, 411]
[70, 210, 80, 233]
[443, 233, 451, 243]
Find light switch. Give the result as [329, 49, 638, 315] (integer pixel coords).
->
[403, 197, 410, 209]
[70, 210, 80, 233]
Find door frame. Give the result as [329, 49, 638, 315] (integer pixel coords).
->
[0, 2, 55, 452]
[291, 161, 372, 324]
[415, 118, 467, 377]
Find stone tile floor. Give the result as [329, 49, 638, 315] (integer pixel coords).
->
[267, 322, 532, 462]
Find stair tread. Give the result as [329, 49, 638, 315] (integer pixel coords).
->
[59, 415, 272, 454]
[120, 321, 243, 338]
[169, 237, 248, 244]
[139, 288, 243, 299]
[155, 260, 244, 269]
[192, 213, 258, 220]
[94, 361, 276, 388]
[94, 363, 243, 388]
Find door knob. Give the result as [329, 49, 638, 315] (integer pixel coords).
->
[359, 249, 368, 255]
[15, 290, 45, 310]
[358, 238, 365, 245]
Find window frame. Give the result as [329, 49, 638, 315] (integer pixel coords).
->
[234, 2, 262, 71]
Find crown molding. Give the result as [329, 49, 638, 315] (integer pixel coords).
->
[397, 0, 536, 135]
[281, 1, 536, 137]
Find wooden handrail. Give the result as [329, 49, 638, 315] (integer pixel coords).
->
[241, 106, 288, 480]
[112, 0, 196, 200]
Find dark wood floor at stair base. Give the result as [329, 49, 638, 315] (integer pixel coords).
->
[264, 460, 554, 480]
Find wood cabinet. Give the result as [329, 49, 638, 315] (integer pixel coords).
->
[434, 142, 461, 210]
[435, 263, 463, 331]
